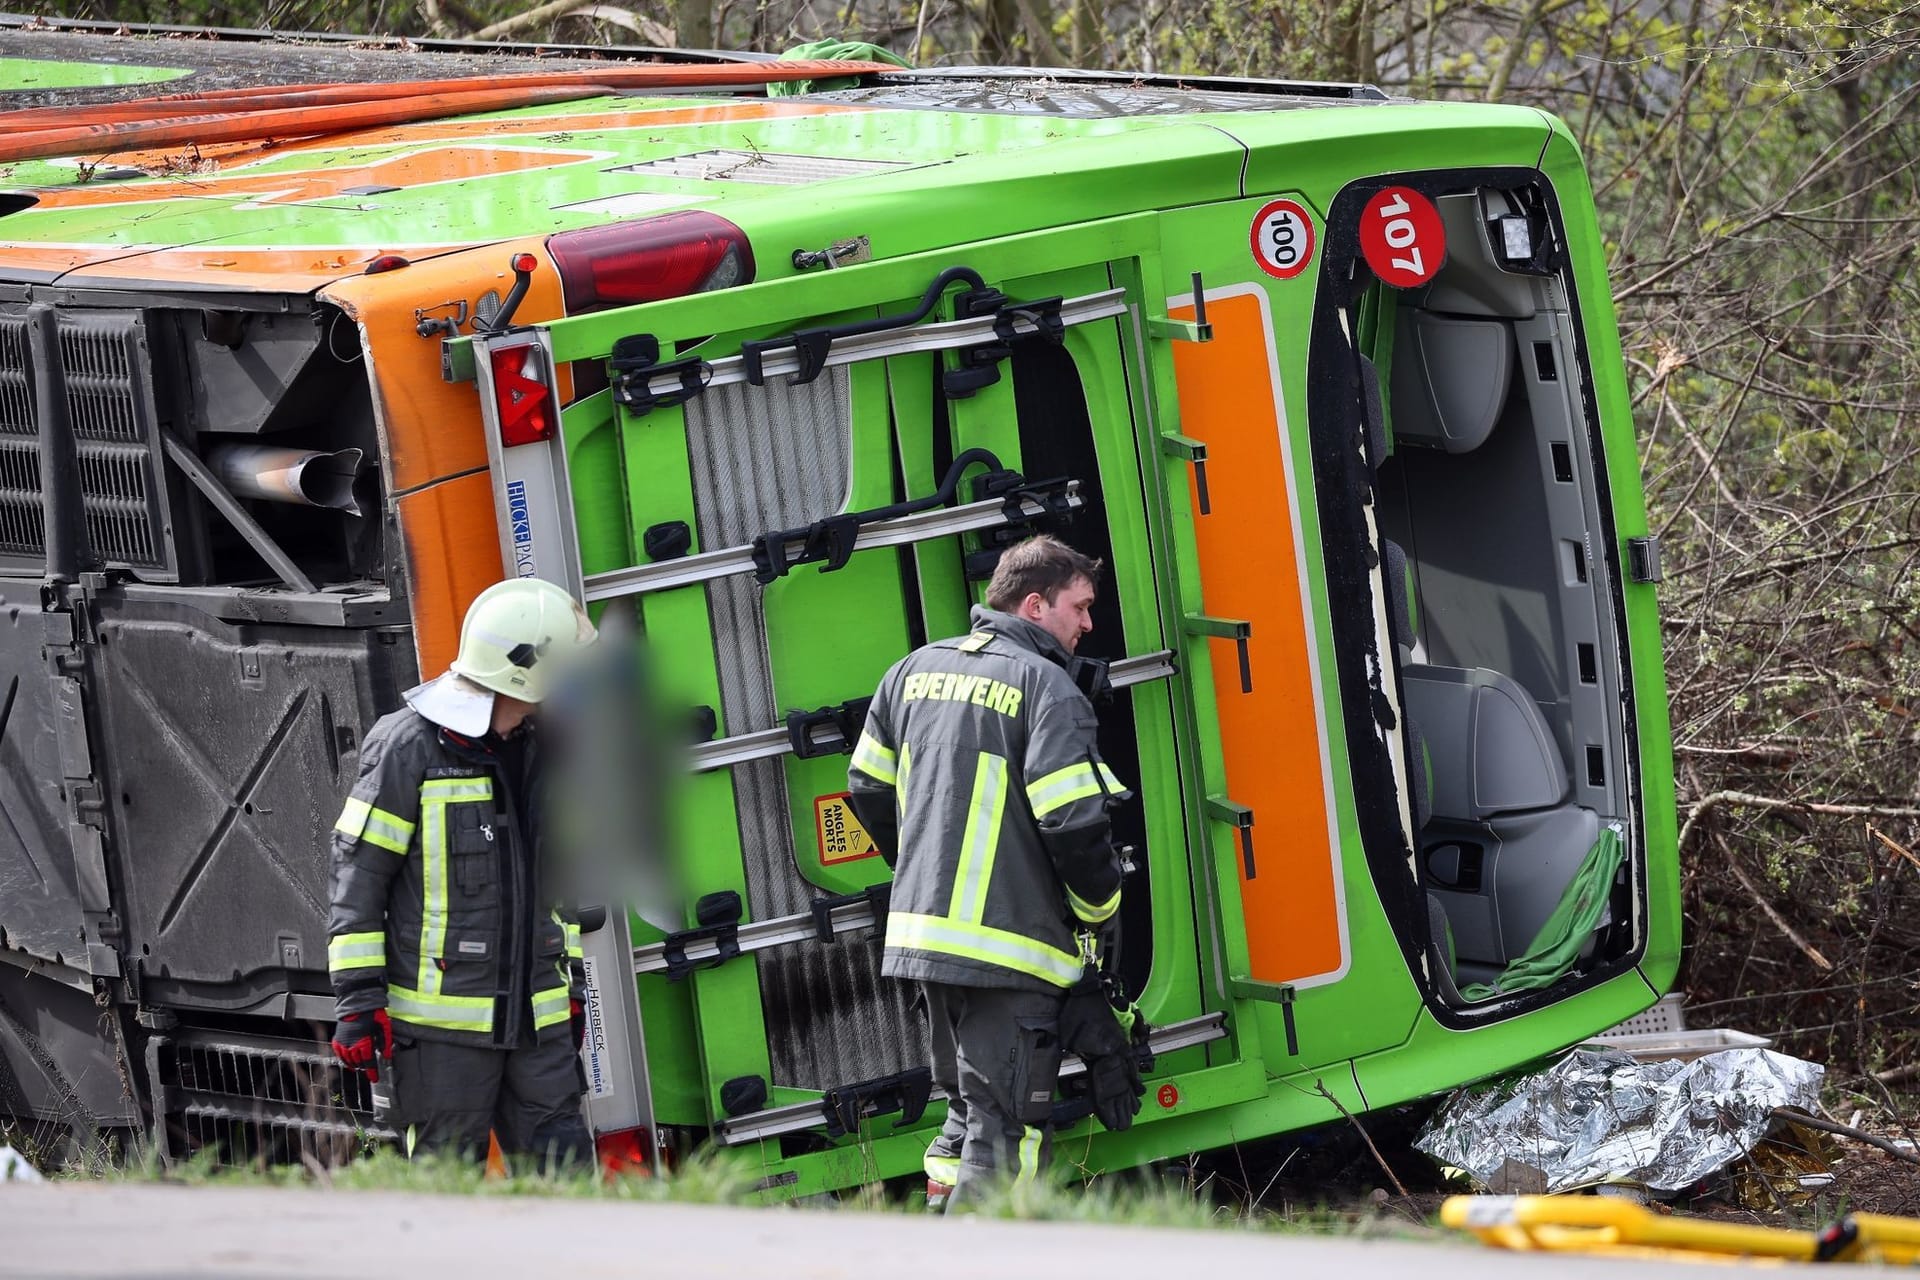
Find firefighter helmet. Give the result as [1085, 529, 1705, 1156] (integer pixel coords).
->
[449, 577, 597, 703]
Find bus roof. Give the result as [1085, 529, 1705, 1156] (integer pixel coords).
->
[0, 23, 1546, 294]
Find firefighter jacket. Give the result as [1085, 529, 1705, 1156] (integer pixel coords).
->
[326, 708, 584, 1048]
[848, 606, 1130, 993]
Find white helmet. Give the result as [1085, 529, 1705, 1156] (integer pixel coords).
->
[449, 577, 598, 704]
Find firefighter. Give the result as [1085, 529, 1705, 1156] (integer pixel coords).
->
[326, 577, 599, 1168]
[848, 535, 1132, 1210]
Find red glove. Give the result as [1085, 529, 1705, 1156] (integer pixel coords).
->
[570, 999, 587, 1052]
[331, 1009, 393, 1082]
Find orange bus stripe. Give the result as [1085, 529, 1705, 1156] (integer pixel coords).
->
[1171, 287, 1345, 985]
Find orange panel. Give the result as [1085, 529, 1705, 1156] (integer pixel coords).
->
[1171, 288, 1345, 986]
[60, 244, 488, 293]
[396, 469, 505, 680]
[325, 242, 568, 676]
[321, 239, 569, 495]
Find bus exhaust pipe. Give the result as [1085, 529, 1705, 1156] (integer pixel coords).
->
[205, 444, 363, 516]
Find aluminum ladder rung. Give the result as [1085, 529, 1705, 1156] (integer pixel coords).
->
[583, 484, 1081, 603]
[632, 896, 880, 977]
[712, 1012, 1228, 1145]
[618, 288, 1127, 402]
[689, 648, 1179, 773]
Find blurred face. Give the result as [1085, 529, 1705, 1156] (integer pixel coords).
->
[1019, 575, 1096, 653]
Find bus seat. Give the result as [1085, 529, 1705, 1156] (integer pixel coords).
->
[1388, 311, 1512, 454]
[1400, 666, 1564, 819]
[1402, 664, 1599, 969]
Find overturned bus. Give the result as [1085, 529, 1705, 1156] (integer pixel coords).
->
[0, 23, 1676, 1194]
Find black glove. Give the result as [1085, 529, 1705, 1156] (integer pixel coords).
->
[1056, 969, 1146, 1132]
[1084, 1049, 1144, 1132]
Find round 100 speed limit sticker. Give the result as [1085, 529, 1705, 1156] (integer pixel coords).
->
[1360, 186, 1446, 288]
[1250, 198, 1316, 280]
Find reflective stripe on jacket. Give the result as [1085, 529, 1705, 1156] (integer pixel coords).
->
[327, 707, 581, 1047]
[849, 606, 1128, 992]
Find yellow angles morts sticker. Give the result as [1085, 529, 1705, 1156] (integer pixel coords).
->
[815, 792, 880, 866]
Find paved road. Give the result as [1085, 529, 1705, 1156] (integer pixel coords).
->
[0, 1183, 1886, 1277]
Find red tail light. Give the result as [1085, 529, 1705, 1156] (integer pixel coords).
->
[548, 212, 755, 314]
[595, 1126, 665, 1178]
[488, 339, 557, 447]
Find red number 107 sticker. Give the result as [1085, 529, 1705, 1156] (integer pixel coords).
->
[1361, 186, 1445, 288]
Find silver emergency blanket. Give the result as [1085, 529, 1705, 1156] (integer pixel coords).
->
[1415, 1047, 1824, 1193]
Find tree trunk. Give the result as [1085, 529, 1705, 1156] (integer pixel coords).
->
[677, 0, 714, 51]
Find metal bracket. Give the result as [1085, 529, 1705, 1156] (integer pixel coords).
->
[943, 289, 1067, 399]
[610, 333, 712, 417]
[1161, 432, 1211, 515]
[1627, 535, 1663, 584]
[1230, 979, 1299, 1054]
[659, 892, 745, 982]
[415, 298, 470, 340]
[658, 921, 741, 982]
[751, 511, 862, 583]
[940, 283, 1010, 398]
[1207, 796, 1256, 880]
[792, 236, 871, 271]
[1148, 317, 1209, 342]
[1148, 272, 1214, 343]
[1067, 655, 1112, 703]
[822, 1066, 933, 1138]
[786, 695, 875, 759]
[992, 296, 1064, 346]
[1184, 613, 1252, 693]
[983, 470, 1078, 525]
[810, 883, 890, 945]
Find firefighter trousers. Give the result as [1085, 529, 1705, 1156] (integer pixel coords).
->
[921, 981, 1065, 1210]
[388, 1032, 592, 1171]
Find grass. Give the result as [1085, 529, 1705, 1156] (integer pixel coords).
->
[8, 1108, 1447, 1236]
[100, 1140, 758, 1203]
[20, 1122, 1445, 1237]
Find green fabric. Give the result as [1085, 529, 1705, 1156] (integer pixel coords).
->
[1405, 558, 1420, 636]
[1460, 823, 1624, 1002]
[766, 41, 911, 96]
[1358, 285, 1399, 452]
